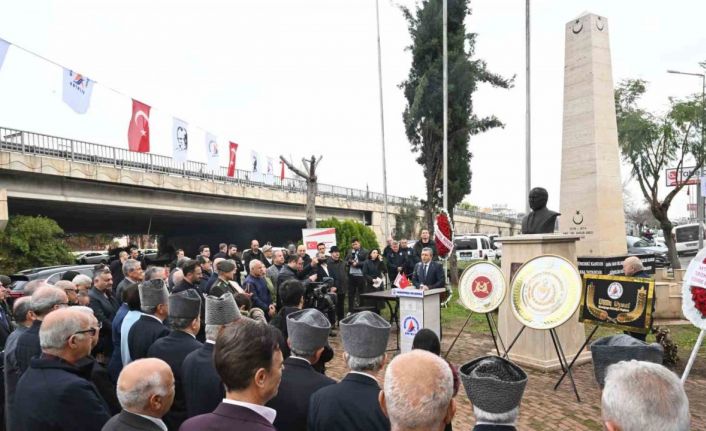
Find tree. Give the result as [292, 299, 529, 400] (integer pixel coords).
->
[317, 218, 380, 253]
[280, 155, 322, 228]
[400, 0, 512, 228]
[0, 215, 74, 274]
[394, 198, 421, 240]
[615, 78, 706, 268]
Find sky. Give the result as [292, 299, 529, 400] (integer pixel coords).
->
[0, 0, 704, 217]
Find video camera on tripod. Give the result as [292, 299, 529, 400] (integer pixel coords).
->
[304, 277, 337, 324]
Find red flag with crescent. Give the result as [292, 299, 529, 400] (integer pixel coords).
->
[127, 99, 151, 152]
[228, 142, 238, 177]
[280, 159, 286, 180]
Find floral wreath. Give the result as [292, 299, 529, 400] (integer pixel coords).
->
[434, 208, 454, 260]
[691, 286, 706, 318]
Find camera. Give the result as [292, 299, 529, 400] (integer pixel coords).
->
[304, 277, 337, 324]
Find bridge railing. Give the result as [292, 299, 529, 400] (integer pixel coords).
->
[0, 126, 520, 224]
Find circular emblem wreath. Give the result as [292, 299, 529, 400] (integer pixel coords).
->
[434, 209, 454, 259]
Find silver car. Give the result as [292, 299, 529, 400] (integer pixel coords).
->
[75, 251, 109, 265]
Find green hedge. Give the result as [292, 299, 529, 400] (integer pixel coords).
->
[318, 218, 380, 253]
[0, 215, 74, 274]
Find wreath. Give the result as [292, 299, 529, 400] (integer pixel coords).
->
[434, 209, 454, 260]
[691, 286, 706, 319]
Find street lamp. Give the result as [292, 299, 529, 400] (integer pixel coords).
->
[667, 69, 705, 251]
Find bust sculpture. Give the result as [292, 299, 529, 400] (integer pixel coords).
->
[521, 187, 561, 234]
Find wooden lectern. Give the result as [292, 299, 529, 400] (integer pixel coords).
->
[393, 287, 446, 353]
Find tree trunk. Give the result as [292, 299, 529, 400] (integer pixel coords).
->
[306, 180, 316, 228]
[654, 207, 680, 269]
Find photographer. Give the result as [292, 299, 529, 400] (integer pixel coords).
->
[326, 246, 348, 325]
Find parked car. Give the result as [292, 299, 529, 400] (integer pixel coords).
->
[626, 236, 668, 267]
[673, 223, 705, 256]
[453, 235, 496, 261]
[8, 264, 95, 299]
[74, 251, 109, 265]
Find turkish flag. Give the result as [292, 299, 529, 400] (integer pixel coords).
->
[127, 99, 151, 152]
[280, 159, 285, 180]
[227, 142, 238, 177]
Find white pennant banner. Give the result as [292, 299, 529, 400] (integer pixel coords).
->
[205, 133, 220, 171]
[62, 69, 94, 114]
[172, 118, 189, 163]
[0, 39, 9, 72]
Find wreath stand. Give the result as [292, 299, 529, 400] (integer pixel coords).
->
[682, 329, 705, 383]
[444, 310, 507, 359]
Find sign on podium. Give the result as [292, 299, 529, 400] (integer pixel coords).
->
[393, 287, 446, 353]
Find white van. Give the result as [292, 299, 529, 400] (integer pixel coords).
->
[674, 223, 705, 256]
[454, 235, 496, 261]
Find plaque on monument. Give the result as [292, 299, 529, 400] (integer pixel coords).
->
[577, 254, 657, 276]
[459, 261, 506, 313]
[579, 274, 655, 333]
[510, 255, 582, 330]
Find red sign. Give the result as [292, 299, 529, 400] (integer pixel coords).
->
[666, 167, 700, 187]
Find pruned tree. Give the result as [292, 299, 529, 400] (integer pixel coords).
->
[280, 155, 322, 228]
[615, 78, 706, 268]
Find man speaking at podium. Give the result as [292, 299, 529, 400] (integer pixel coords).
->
[412, 248, 444, 290]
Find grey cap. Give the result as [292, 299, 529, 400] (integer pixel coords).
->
[168, 289, 201, 320]
[138, 279, 169, 308]
[287, 309, 331, 353]
[216, 259, 236, 273]
[205, 292, 241, 325]
[459, 356, 528, 414]
[339, 311, 390, 358]
[591, 335, 664, 387]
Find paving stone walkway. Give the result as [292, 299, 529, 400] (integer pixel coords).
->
[323, 324, 706, 430]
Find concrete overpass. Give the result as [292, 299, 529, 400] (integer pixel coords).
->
[0, 126, 520, 252]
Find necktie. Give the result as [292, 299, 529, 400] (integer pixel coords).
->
[424, 264, 428, 280]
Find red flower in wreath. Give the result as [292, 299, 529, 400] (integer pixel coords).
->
[691, 286, 706, 318]
[434, 210, 454, 259]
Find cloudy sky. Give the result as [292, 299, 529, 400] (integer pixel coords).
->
[0, 0, 704, 217]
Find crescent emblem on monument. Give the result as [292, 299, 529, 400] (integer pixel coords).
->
[572, 210, 584, 225]
[596, 17, 605, 31]
[572, 19, 583, 34]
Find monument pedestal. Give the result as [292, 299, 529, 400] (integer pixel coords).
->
[497, 234, 591, 371]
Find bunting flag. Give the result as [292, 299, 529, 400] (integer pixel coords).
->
[205, 133, 220, 171]
[172, 118, 188, 162]
[250, 150, 260, 172]
[127, 99, 151, 152]
[266, 157, 274, 175]
[62, 69, 94, 114]
[0, 38, 9, 72]
[280, 159, 286, 180]
[228, 142, 238, 177]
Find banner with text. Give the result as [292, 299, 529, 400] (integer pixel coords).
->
[579, 274, 655, 333]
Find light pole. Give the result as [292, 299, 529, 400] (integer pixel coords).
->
[525, 0, 531, 214]
[442, 0, 448, 214]
[667, 69, 705, 251]
[375, 0, 390, 242]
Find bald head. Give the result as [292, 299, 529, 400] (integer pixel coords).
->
[30, 286, 68, 318]
[39, 308, 92, 362]
[118, 358, 175, 418]
[623, 256, 644, 277]
[381, 350, 455, 431]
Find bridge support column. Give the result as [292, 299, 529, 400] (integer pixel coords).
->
[0, 189, 7, 231]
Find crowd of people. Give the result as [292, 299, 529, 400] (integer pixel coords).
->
[0, 234, 693, 431]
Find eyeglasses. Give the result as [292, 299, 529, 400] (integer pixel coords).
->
[70, 327, 99, 338]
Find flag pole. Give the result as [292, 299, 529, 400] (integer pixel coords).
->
[375, 0, 390, 242]
[442, 0, 448, 214]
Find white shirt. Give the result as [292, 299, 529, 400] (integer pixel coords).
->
[222, 399, 277, 424]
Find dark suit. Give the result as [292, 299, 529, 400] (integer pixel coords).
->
[266, 357, 335, 431]
[412, 260, 445, 290]
[89, 287, 120, 357]
[180, 402, 275, 431]
[308, 373, 390, 431]
[147, 330, 202, 430]
[4, 325, 28, 431]
[15, 319, 41, 374]
[473, 425, 516, 431]
[182, 342, 223, 418]
[344, 248, 368, 313]
[102, 410, 164, 431]
[172, 281, 206, 342]
[127, 315, 169, 361]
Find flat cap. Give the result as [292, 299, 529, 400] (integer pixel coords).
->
[205, 292, 241, 325]
[287, 309, 330, 353]
[216, 259, 236, 273]
[138, 279, 169, 308]
[460, 356, 528, 414]
[168, 289, 201, 320]
[340, 311, 390, 358]
[590, 334, 664, 387]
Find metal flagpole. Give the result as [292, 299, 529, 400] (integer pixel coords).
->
[525, 0, 531, 213]
[375, 0, 390, 242]
[442, 0, 448, 213]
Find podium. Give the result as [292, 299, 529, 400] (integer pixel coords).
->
[393, 288, 446, 353]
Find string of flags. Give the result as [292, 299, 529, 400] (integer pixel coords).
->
[0, 36, 286, 180]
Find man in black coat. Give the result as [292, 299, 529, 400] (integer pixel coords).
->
[103, 358, 175, 431]
[344, 238, 368, 313]
[127, 280, 170, 361]
[4, 297, 33, 431]
[146, 290, 203, 430]
[110, 251, 129, 288]
[14, 308, 111, 431]
[172, 259, 206, 342]
[182, 292, 241, 418]
[243, 239, 265, 275]
[89, 266, 120, 361]
[383, 240, 407, 283]
[276, 255, 300, 308]
[399, 239, 417, 277]
[326, 246, 348, 324]
[413, 229, 438, 261]
[412, 248, 445, 290]
[308, 311, 391, 431]
[267, 309, 335, 431]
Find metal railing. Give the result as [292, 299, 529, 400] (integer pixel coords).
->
[0, 126, 520, 224]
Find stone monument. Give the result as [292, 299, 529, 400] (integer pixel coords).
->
[558, 13, 627, 258]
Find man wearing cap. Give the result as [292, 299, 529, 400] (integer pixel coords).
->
[147, 290, 202, 430]
[590, 334, 663, 388]
[380, 350, 456, 431]
[459, 356, 528, 431]
[182, 293, 241, 418]
[127, 280, 170, 361]
[308, 311, 391, 431]
[180, 320, 283, 431]
[262, 244, 274, 269]
[267, 309, 335, 431]
[210, 259, 239, 298]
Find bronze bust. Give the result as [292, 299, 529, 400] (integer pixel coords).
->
[521, 187, 560, 234]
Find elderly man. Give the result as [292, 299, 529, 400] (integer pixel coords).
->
[602, 360, 689, 431]
[267, 309, 335, 431]
[103, 358, 175, 431]
[147, 290, 202, 430]
[183, 293, 241, 418]
[55, 280, 80, 306]
[244, 259, 275, 320]
[266, 249, 285, 289]
[622, 256, 653, 340]
[459, 356, 528, 431]
[73, 274, 93, 305]
[144, 266, 166, 282]
[116, 259, 145, 303]
[15, 286, 68, 374]
[4, 297, 34, 430]
[412, 248, 445, 290]
[261, 245, 274, 269]
[180, 320, 283, 431]
[380, 350, 455, 431]
[308, 311, 391, 431]
[243, 239, 264, 275]
[127, 280, 170, 361]
[89, 265, 120, 362]
[14, 308, 111, 431]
